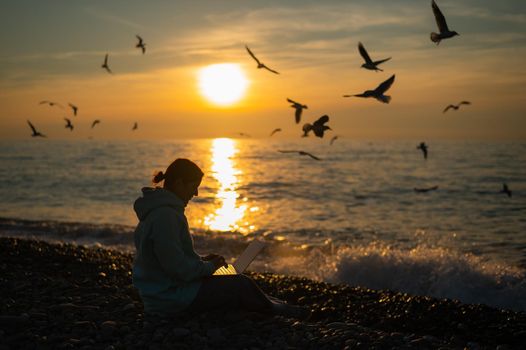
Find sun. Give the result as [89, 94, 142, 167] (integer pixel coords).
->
[198, 64, 248, 106]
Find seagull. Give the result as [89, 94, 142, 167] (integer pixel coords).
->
[39, 100, 63, 109]
[417, 142, 428, 159]
[287, 98, 308, 124]
[64, 118, 74, 131]
[430, 0, 459, 45]
[414, 185, 439, 193]
[358, 42, 391, 72]
[278, 150, 321, 161]
[330, 135, 339, 145]
[343, 74, 395, 104]
[270, 128, 282, 136]
[132, 122, 138, 131]
[27, 120, 46, 137]
[245, 45, 279, 74]
[443, 101, 471, 113]
[91, 119, 101, 129]
[101, 54, 112, 74]
[68, 103, 78, 116]
[302, 115, 331, 138]
[136, 35, 146, 54]
[500, 183, 512, 198]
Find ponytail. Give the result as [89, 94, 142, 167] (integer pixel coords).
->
[152, 171, 165, 184]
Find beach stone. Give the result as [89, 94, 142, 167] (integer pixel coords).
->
[100, 320, 118, 336]
[123, 303, 135, 311]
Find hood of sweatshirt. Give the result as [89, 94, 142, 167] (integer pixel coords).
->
[134, 187, 185, 221]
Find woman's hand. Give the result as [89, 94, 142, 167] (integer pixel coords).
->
[210, 255, 228, 270]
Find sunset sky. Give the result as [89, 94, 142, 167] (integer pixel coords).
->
[1, 0, 525, 140]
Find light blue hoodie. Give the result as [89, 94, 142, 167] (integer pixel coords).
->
[132, 187, 216, 315]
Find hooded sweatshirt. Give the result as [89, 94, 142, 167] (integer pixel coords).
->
[132, 187, 216, 315]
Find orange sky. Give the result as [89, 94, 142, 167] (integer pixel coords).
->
[1, 1, 525, 140]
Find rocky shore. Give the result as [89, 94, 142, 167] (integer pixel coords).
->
[1, 237, 525, 349]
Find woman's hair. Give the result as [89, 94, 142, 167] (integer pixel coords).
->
[152, 158, 204, 186]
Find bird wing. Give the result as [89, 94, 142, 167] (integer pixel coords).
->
[294, 108, 302, 124]
[372, 57, 391, 65]
[262, 65, 279, 74]
[375, 75, 395, 94]
[39, 100, 49, 104]
[278, 150, 299, 154]
[245, 45, 261, 65]
[27, 120, 37, 133]
[104, 54, 108, 65]
[270, 128, 281, 136]
[303, 152, 321, 160]
[136, 35, 143, 43]
[358, 42, 373, 64]
[64, 118, 71, 124]
[314, 115, 329, 127]
[287, 98, 298, 105]
[330, 136, 338, 145]
[432, 0, 449, 33]
[443, 105, 454, 113]
[459, 101, 471, 105]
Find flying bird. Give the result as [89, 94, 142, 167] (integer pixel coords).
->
[91, 119, 101, 129]
[27, 120, 46, 137]
[430, 0, 459, 44]
[343, 74, 395, 104]
[132, 122, 138, 131]
[270, 128, 282, 136]
[302, 115, 331, 138]
[238, 132, 251, 138]
[417, 142, 428, 159]
[500, 183, 512, 198]
[330, 135, 339, 145]
[64, 118, 74, 131]
[443, 101, 471, 113]
[245, 45, 279, 74]
[136, 35, 146, 54]
[39, 100, 63, 109]
[101, 54, 112, 74]
[414, 186, 439, 193]
[68, 103, 78, 116]
[278, 150, 321, 161]
[358, 42, 391, 72]
[287, 98, 308, 124]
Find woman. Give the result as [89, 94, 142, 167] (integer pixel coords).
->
[132, 158, 309, 318]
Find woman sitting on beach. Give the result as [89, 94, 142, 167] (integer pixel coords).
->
[132, 158, 309, 319]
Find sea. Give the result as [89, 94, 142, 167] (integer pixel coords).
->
[1, 138, 525, 311]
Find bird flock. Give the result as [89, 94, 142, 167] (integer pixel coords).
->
[25, 1, 510, 197]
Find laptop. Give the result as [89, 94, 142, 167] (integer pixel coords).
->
[213, 240, 266, 275]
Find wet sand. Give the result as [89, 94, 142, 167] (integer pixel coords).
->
[1, 237, 525, 349]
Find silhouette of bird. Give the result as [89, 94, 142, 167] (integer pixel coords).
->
[278, 150, 321, 161]
[330, 135, 339, 145]
[500, 183, 512, 198]
[39, 100, 63, 109]
[443, 101, 471, 113]
[245, 45, 279, 74]
[136, 35, 146, 54]
[132, 122, 138, 131]
[270, 128, 282, 136]
[414, 185, 438, 193]
[68, 103, 78, 116]
[64, 118, 74, 131]
[91, 119, 101, 129]
[343, 75, 395, 104]
[101, 54, 112, 74]
[417, 142, 428, 159]
[287, 98, 308, 124]
[27, 120, 46, 137]
[302, 115, 331, 138]
[358, 42, 391, 72]
[238, 132, 251, 138]
[430, 0, 459, 44]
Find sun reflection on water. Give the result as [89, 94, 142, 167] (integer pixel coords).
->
[204, 138, 249, 233]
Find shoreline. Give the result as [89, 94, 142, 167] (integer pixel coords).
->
[1, 237, 525, 349]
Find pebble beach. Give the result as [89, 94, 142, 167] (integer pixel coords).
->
[1, 237, 525, 350]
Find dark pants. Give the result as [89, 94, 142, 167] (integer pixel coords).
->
[187, 274, 275, 314]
